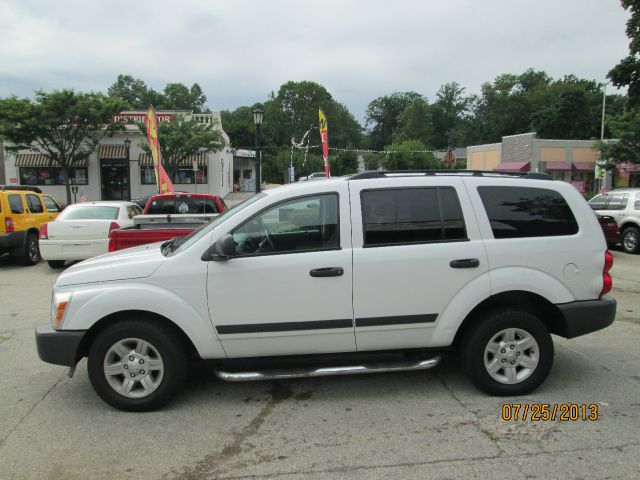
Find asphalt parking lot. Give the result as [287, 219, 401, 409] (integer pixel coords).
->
[0, 250, 639, 479]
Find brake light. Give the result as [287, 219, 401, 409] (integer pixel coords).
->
[600, 250, 614, 297]
[108, 222, 120, 234]
[40, 223, 49, 240]
[108, 236, 115, 252]
[5, 217, 14, 233]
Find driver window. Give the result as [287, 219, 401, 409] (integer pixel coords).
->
[232, 193, 339, 256]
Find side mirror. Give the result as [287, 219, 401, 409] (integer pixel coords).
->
[207, 233, 236, 261]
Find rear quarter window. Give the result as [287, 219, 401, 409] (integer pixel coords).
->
[478, 186, 578, 239]
[8, 194, 24, 214]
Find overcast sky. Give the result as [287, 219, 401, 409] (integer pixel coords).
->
[0, 0, 631, 123]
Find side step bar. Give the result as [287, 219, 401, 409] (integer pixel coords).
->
[214, 356, 440, 382]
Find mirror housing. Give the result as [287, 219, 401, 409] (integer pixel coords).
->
[205, 233, 236, 261]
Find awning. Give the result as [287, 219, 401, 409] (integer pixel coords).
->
[15, 153, 88, 167]
[544, 162, 571, 172]
[138, 152, 208, 167]
[572, 162, 595, 173]
[97, 145, 127, 159]
[493, 161, 530, 172]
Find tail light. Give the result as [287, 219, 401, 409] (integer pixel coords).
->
[40, 223, 49, 240]
[5, 217, 14, 233]
[107, 222, 120, 252]
[600, 250, 613, 297]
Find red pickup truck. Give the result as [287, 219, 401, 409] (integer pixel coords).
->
[109, 193, 226, 252]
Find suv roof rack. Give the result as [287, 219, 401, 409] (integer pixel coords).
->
[349, 170, 551, 180]
[0, 185, 43, 193]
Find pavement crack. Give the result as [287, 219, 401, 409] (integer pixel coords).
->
[434, 371, 508, 456]
[164, 382, 292, 480]
[0, 374, 65, 449]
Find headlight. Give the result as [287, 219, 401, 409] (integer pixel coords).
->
[51, 291, 73, 329]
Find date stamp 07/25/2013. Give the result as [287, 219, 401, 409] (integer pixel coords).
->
[501, 403, 599, 422]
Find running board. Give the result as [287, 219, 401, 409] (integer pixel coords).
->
[214, 356, 440, 382]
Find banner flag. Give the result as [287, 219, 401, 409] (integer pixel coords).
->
[146, 106, 174, 194]
[319, 108, 330, 178]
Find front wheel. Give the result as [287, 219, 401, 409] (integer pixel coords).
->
[87, 320, 188, 411]
[461, 309, 553, 396]
[621, 226, 640, 254]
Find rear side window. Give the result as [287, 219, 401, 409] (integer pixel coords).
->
[26, 194, 43, 213]
[361, 187, 467, 247]
[8, 194, 24, 214]
[606, 193, 628, 210]
[42, 196, 61, 212]
[478, 186, 578, 239]
[589, 194, 606, 210]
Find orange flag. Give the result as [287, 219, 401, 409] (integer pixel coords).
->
[146, 106, 174, 194]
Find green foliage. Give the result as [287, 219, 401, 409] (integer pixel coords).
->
[431, 82, 475, 148]
[108, 74, 208, 112]
[596, 109, 640, 166]
[608, 0, 640, 106]
[397, 98, 433, 145]
[380, 140, 437, 170]
[136, 113, 223, 178]
[220, 105, 260, 149]
[365, 92, 423, 150]
[0, 89, 126, 204]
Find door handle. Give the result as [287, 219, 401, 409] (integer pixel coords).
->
[310, 267, 344, 277]
[449, 258, 480, 269]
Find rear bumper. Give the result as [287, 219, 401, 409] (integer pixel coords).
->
[35, 325, 86, 367]
[0, 231, 27, 250]
[40, 239, 108, 260]
[555, 296, 616, 339]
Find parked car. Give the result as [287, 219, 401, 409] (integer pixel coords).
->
[595, 212, 621, 248]
[0, 186, 62, 265]
[589, 188, 640, 253]
[143, 193, 226, 215]
[36, 170, 615, 411]
[39, 201, 142, 268]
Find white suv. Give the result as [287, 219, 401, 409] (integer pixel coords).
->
[589, 188, 640, 253]
[36, 171, 616, 411]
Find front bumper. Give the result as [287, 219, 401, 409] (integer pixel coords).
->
[555, 296, 616, 339]
[35, 325, 86, 367]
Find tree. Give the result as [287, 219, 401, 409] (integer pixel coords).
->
[397, 98, 434, 145]
[380, 140, 437, 170]
[108, 74, 208, 112]
[596, 109, 640, 166]
[365, 92, 423, 150]
[0, 90, 126, 204]
[137, 113, 224, 180]
[431, 82, 475, 148]
[608, 0, 640, 106]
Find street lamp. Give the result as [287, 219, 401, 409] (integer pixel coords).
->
[124, 137, 132, 200]
[253, 108, 264, 193]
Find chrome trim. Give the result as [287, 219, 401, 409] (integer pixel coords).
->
[214, 356, 440, 382]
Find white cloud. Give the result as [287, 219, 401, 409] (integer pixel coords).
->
[0, 0, 630, 121]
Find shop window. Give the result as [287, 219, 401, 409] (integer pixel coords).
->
[140, 166, 207, 185]
[20, 167, 88, 185]
[141, 166, 157, 185]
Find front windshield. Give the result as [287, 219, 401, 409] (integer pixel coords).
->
[163, 193, 266, 256]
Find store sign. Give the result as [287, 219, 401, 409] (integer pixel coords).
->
[112, 113, 174, 124]
[595, 160, 606, 179]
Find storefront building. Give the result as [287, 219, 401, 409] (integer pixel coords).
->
[466, 133, 612, 194]
[2, 111, 234, 204]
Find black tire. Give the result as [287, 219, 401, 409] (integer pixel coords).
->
[21, 233, 41, 266]
[87, 320, 188, 411]
[47, 260, 66, 269]
[461, 308, 554, 396]
[621, 226, 640, 254]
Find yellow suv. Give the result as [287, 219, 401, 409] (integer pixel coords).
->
[0, 186, 62, 265]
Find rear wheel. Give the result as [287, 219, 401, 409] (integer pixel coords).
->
[621, 226, 640, 254]
[21, 233, 41, 266]
[87, 320, 188, 411]
[461, 309, 553, 396]
[47, 260, 66, 269]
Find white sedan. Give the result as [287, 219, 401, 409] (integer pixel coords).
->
[40, 201, 142, 268]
